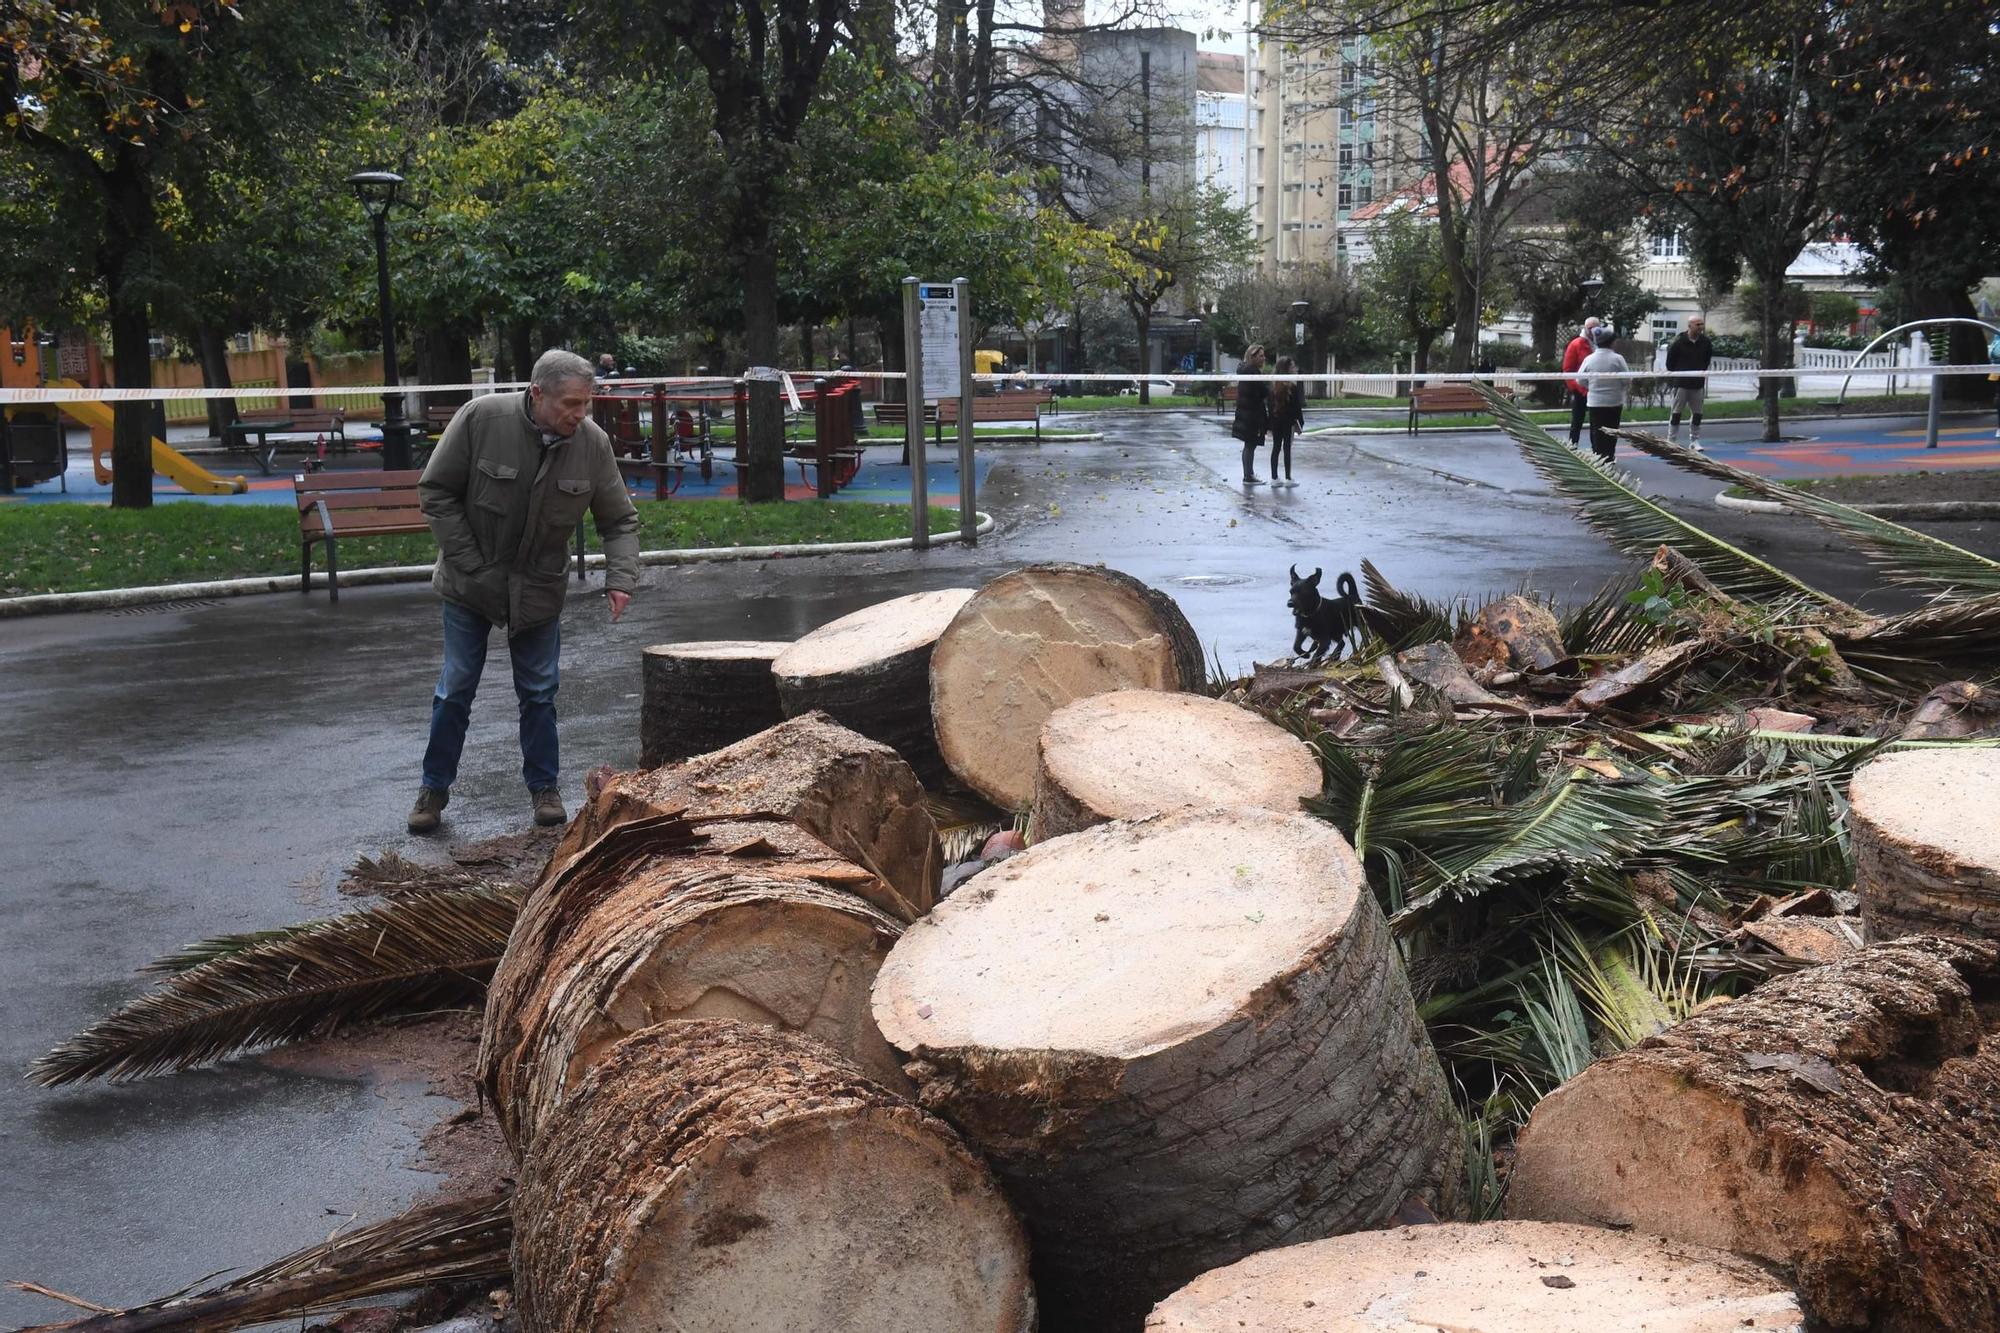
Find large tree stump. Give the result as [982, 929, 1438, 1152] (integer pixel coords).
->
[513, 1020, 1036, 1333]
[640, 640, 788, 766]
[481, 812, 912, 1153]
[1029, 691, 1321, 840]
[1850, 748, 2000, 940]
[1145, 1222, 1805, 1332]
[553, 713, 939, 922]
[873, 807, 1455, 1331]
[1508, 935, 2000, 1331]
[930, 563, 1207, 811]
[770, 588, 976, 784]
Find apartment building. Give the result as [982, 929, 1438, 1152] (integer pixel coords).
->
[1251, 34, 1402, 269]
[1196, 52, 1250, 213]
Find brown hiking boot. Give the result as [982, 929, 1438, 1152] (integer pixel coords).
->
[531, 786, 567, 827]
[407, 786, 448, 835]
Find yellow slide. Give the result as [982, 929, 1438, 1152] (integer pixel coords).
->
[50, 379, 248, 495]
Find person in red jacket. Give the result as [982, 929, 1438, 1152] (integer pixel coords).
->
[1562, 317, 1601, 446]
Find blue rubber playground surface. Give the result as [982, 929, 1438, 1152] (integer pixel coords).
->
[1701, 420, 2000, 481]
[2, 442, 994, 512]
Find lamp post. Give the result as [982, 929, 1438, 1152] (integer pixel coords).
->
[347, 169, 412, 472]
[1051, 319, 1069, 394]
[1290, 299, 1310, 394]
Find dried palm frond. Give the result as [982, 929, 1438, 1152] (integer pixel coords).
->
[1471, 384, 1853, 615]
[1558, 571, 1672, 660]
[1829, 591, 2000, 676]
[926, 791, 1009, 864]
[340, 850, 490, 899]
[1620, 427, 2000, 598]
[16, 1193, 512, 1333]
[30, 884, 522, 1086]
[1359, 558, 1474, 649]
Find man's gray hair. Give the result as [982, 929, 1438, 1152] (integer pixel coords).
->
[531, 349, 595, 394]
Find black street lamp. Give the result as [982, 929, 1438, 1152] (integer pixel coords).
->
[348, 169, 413, 472]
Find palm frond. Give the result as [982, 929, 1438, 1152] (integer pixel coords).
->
[1558, 571, 1672, 659]
[30, 885, 522, 1086]
[1620, 427, 2000, 598]
[1829, 592, 2000, 677]
[1471, 384, 1852, 614]
[1359, 558, 1470, 649]
[1649, 726, 2000, 756]
[19, 1194, 512, 1333]
[926, 792, 1009, 863]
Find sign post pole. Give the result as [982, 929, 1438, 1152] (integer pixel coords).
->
[955, 276, 976, 546]
[901, 277, 928, 549]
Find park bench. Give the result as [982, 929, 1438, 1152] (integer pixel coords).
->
[227, 406, 348, 475]
[876, 391, 1053, 442]
[1407, 383, 1514, 434]
[295, 469, 588, 601]
[873, 401, 942, 440]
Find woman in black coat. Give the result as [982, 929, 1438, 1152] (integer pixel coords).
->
[1231, 343, 1270, 485]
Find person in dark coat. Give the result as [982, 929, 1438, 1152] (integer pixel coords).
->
[1231, 343, 1270, 485]
[1268, 354, 1306, 486]
[1665, 315, 1714, 449]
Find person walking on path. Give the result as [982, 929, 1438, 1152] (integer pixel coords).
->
[1579, 326, 1630, 462]
[1231, 343, 1271, 485]
[408, 349, 642, 835]
[1563, 316, 1601, 446]
[1665, 315, 1714, 449]
[1268, 355, 1305, 487]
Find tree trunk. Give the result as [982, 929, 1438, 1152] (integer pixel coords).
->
[771, 588, 978, 786]
[479, 810, 913, 1153]
[195, 327, 235, 439]
[1146, 1222, 1804, 1330]
[1508, 934, 2000, 1332]
[1028, 691, 1320, 842]
[1849, 749, 2000, 941]
[1757, 273, 1784, 442]
[874, 808, 1457, 1332]
[511, 1021, 1036, 1333]
[414, 318, 475, 420]
[1414, 335, 1434, 375]
[1905, 284, 1986, 405]
[928, 563, 1207, 811]
[107, 287, 155, 510]
[1136, 306, 1153, 404]
[550, 712, 941, 922]
[740, 241, 786, 502]
[640, 640, 791, 767]
[507, 321, 533, 386]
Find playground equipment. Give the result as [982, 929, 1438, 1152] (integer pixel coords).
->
[1836, 317, 2000, 451]
[1, 327, 248, 495]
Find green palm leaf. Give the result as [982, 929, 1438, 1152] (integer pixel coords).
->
[30, 885, 523, 1087]
[1619, 426, 2000, 598]
[1471, 384, 1852, 614]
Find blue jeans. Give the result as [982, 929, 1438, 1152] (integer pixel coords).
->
[421, 600, 561, 793]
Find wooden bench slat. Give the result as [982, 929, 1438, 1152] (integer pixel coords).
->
[295, 469, 428, 491]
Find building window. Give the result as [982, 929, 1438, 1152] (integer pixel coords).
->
[1341, 64, 1357, 92]
[1650, 230, 1686, 260]
[1339, 144, 1353, 172]
[1651, 315, 1681, 346]
[1356, 181, 1373, 207]
[1338, 181, 1353, 209]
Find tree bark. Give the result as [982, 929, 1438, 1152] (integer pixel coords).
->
[480, 812, 913, 1153]
[740, 240, 786, 502]
[1028, 691, 1320, 841]
[929, 563, 1207, 811]
[506, 321, 533, 386]
[640, 640, 790, 767]
[1508, 935, 2000, 1332]
[1135, 307, 1153, 404]
[874, 808, 1457, 1332]
[772, 588, 977, 786]
[511, 1021, 1036, 1333]
[550, 712, 941, 922]
[195, 327, 235, 439]
[107, 286, 155, 510]
[1850, 749, 2000, 941]
[1145, 1222, 1805, 1331]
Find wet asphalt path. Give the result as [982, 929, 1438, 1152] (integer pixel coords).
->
[2, 409, 1991, 1322]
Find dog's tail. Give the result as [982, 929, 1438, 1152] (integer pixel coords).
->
[1337, 571, 1359, 603]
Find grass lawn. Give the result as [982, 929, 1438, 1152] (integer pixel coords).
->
[1390, 393, 1938, 432]
[0, 500, 962, 598]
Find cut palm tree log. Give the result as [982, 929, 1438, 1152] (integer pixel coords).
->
[14, 1193, 513, 1333]
[1508, 935, 2000, 1332]
[512, 1020, 1036, 1333]
[873, 807, 1455, 1332]
[481, 812, 909, 1152]
[1144, 1222, 1805, 1333]
[1850, 748, 2000, 940]
[1620, 426, 2000, 598]
[1454, 594, 1572, 673]
[930, 563, 1207, 811]
[552, 713, 939, 921]
[31, 883, 521, 1086]
[1028, 691, 1320, 840]
[1902, 681, 2000, 740]
[640, 639, 789, 766]
[769, 588, 977, 783]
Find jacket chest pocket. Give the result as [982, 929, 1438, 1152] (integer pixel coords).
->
[473, 459, 519, 514]
[542, 476, 593, 529]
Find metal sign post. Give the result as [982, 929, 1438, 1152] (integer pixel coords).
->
[901, 277, 928, 549]
[954, 276, 977, 545]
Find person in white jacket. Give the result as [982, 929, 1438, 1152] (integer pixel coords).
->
[1578, 326, 1629, 461]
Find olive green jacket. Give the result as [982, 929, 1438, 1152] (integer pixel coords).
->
[418, 392, 640, 631]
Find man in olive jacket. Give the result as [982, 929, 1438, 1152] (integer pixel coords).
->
[408, 349, 641, 835]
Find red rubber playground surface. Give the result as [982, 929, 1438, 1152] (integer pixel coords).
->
[1714, 420, 2000, 481]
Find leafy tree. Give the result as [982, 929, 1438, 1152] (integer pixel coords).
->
[1493, 173, 1645, 364]
[2, 0, 371, 506]
[1096, 182, 1253, 403]
[1358, 211, 1453, 373]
